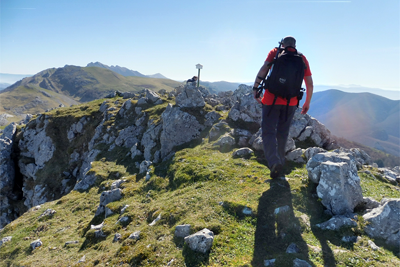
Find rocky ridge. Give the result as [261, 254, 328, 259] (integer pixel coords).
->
[1, 83, 399, 265]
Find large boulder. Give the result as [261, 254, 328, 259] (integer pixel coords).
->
[184, 228, 214, 253]
[363, 198, 400, 248]
[306, 152, 363, 215]
[160, 104, 205, 158]
[175, 86, 205, 108]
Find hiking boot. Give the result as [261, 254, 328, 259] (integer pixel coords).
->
[270, 163, 283, 179]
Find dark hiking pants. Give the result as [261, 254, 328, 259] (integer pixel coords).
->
[261, 104, 297, 168]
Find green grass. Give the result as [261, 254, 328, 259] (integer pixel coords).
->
[1, 97, 400, 267]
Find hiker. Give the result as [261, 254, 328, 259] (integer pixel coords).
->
[186, 76, 198, 86]
[253, 36, 314, 178]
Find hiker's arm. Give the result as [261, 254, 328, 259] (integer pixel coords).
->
[253, 61, 270, 103]
[302, 75, 314, 114]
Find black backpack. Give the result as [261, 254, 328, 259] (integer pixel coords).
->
[262, 45, 306, 119]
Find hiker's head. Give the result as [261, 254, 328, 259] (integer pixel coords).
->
[282, 36, 296, 47]
[193, 76, 198, 80]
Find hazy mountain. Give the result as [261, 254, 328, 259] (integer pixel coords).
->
[0, 73, 32, 84]
[147, 73, 168, 79]
[86, 62, 147, 77]
[314, 85, 399, 100]
[200, 81, 242, 93]
[86, 62, 169, 79]
[0, 83, 11, 91]
[305, 89, 400, 157]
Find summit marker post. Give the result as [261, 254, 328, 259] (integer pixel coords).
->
[196, 64, 203, 88]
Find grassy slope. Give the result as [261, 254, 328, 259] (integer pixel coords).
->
[1, 97, 400, 267]
[0, 86, 79, 123]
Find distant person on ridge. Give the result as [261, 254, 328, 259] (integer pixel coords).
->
[186, 76, 198, 86]
[253, 36, 314, 179]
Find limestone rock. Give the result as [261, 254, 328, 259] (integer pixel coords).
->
[129, 231, 141, 241]
[30, 239, 42, 250]
[115, 125, 144, 149]
[213, 134, 235, 150]
[184, 228, 214, 253]
[304, 147, 326, 162]
[74, 173, 97, 191]
[285, 138, 296, 153]
[38, 208, 56, 219]
[293, 258, 312, 267]
[286, 148, 305, 163]
[333, 147, 373, 169]
[228, 85, 262, 125]
[316, 215, 357, 231]
[145, 89, 161, 104]
[286, 243, 300, 253]
[113, 233, 122, 242]
[209, 122, 230, 141]
[232, 148, 254, 158]
[0, 123, 17, 228]
[264, 259, 276, 266]
[111, 179, 126, 190]
[141, 122, 162, 162]
[0, 236, 12, 247]
[306, 152, 363, 215]
[175, 86, 205, 108]
[363, 198, 400, 248]
[95, 189, 123, 216]
[139, 160, 152, 175]
[175, 224, 191, 238]
[356, 197, 380, 211]
[204, 111, 221, 127]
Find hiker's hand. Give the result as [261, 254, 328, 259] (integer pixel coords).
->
[301, 102, 310, 114]
[253, 90, 262, 104]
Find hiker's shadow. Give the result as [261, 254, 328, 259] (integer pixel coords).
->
[252, 178, 315, 267]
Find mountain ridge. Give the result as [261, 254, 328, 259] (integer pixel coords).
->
[86, 62, 169, 79]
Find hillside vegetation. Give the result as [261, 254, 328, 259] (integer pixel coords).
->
[1, 94, 399, 267]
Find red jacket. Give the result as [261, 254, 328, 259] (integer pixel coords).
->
[261, 47, 312, 106]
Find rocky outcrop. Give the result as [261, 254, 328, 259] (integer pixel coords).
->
[0, 123, 17, 227]
[228, 85, 262, 125]
[160, 104, 205, 159]
[18, 116, 56, 209]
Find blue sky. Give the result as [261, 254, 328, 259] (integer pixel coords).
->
[1, 0, 399, 90]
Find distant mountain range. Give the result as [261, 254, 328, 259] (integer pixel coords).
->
[305, 89, 400, 157]
[86, 62, 168, 79]
[313, 85, 399, 101]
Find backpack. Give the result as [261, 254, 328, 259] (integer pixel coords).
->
[265, 46, 305, 104]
